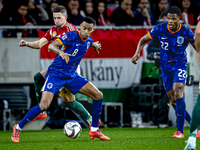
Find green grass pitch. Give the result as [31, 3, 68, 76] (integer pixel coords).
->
[0, 127, 198, 150]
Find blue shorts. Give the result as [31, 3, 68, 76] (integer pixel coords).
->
[42, 71, 88, 95]
[161, 64, 187, 92]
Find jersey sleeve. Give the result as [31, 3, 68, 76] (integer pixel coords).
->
[57, 31, 76, 46]
[43, 28, 52, 42]
[148, 24, 160, 39]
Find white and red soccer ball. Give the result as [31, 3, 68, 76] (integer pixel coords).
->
[63, 121, 82, 139]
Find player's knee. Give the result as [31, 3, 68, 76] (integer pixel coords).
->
[34, 72, 41, 83]
[39, 100, 50, 111]
[34, 72, 45, 85]
[173, 91, 183, 100]
[93, 91, 103, 100]
[60, 89, 75, 102]
[173, 85, 184, 99]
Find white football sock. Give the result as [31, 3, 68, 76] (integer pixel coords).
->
[16, 124, 22, 131]
[86, 116, 92, 126]
[91, 127, 99, 132]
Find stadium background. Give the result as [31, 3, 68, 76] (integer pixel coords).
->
[0, 0, 200, 130]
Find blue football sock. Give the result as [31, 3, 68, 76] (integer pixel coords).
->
[175, 98, 186, 133]
[91, 99, 102, 127]
[172, 104, 191, 123]
[185, 110, 191, 124]
[19, 105, 42, 129]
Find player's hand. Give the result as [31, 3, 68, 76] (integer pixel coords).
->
[131, 53, 140, 64]
[19, 39, 27, 47]
[92, 41, 101, 54]
[59, 51, 71, 63]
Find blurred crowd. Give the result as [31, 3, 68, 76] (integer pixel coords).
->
[0, 0, 200, 37]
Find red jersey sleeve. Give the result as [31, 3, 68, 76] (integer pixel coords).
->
[43, 27, 54, 42]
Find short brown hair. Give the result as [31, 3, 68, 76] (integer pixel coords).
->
[53, 5, 67, 15]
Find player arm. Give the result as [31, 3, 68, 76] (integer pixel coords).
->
[48, 39, 71, 63]
[131, 34, 151, 64]
[90, 41, 101, 54]
[135, 34, 152, 54]
[19, 37, 48, 49]
[195, 21, 200, 52]
[195, 21, 200, 67]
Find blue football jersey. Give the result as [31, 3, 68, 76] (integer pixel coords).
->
[148, 22, 194, 70]
[48, 30, 93, 77]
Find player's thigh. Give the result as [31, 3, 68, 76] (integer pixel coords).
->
[40, 69, 48, 78]
[172, 67, 186, 98]
[40, 91, 54, 110]
[173, 67, 187, 85]
[60, 88, 75, 102]
[162, 71, 173, 93]
[78, 82, 103, 100]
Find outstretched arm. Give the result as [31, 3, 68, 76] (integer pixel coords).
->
[48, 39, 71, 63]
[195, 21, 200, 53]
[90, 41, 101, 54]
[19, 37, 48, 49]
[131, 34, 151, 64]
[195, 21, 200, 66]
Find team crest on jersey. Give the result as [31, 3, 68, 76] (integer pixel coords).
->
[52, 31, 57, 37]
[87, 41, 90, 49]
[177, 36, 184, 44]
[61, 34, 67, 40]
[47, 83, 53, 89]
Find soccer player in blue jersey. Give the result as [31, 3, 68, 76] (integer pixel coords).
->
[184, 14, 200, 150]
[11, 16, 110, 142]
[18, 5, 101, 126]
[132, 6, 198, 138]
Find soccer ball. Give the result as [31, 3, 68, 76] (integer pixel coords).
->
[63, 121, 82, 139]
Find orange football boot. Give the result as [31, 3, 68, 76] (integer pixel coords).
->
[172, 131, 184, 138]
[11, 124, 21, 142]
[89, 130, 110, 141]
